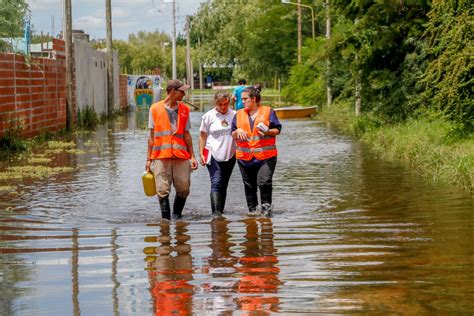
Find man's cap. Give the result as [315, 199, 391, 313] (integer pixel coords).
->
[167, 79, 190, 92]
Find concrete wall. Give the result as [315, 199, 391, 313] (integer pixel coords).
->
[119, 74, 128, 109]
[75, 42, 120, 115]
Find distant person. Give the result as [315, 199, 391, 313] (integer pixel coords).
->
[199, 91, 236, 216]
[232, 79, 247, 111]
[232, 86, 282, 216]
[145, 79, 199, 220]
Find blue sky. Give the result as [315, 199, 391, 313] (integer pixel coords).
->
[27, 0, 204, 40]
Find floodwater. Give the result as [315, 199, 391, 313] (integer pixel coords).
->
[0, 97, 473, 315]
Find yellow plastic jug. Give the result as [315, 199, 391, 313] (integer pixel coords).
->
[142, 172, 156, 196]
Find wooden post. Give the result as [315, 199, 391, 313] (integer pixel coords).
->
[198, 37, 203, 90]
[64, 0, 74, 130]
[325, 0, 332, 108]
[297, 0, 302, 64]
[106, 0, 114, 116]
[355, 54, 361, 116]
[185, 16, 192, 89]
[171, 0, 177, 79]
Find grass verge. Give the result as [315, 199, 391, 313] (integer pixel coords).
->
[319, 103, 474, 192]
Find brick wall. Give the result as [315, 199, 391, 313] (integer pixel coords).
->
[0, 53, 67, 137]
[119, 74, 128, 109]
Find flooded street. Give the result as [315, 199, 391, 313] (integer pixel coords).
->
[0, 99, 473, 314]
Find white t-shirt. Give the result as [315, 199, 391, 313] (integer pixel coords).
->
[199, 108, 236, 164]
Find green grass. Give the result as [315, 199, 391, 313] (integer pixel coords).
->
[319, 104, 474, 192]
[78, 106, 99, 128]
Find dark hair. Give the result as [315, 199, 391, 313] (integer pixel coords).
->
[238, 79, 246, 85]
[243, 86, 261, 103]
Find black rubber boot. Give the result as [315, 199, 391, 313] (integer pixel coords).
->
[220, 191, 227, 214]
[172, 195, 187, 220]
[210, 192, 223, 216]
[245, 190, 258, 214]
[260, 187, 273, 216]
[159, 197, 171, 220]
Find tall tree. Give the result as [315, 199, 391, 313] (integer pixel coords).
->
[0, 0, 29, 51]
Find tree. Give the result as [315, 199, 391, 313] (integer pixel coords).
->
[0, 0, 29, 52]
[409, 0, 473, 131]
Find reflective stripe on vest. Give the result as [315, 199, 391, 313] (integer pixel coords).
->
[150, 102, 191, 160]
[235, 105, 277, 161]
[152, 144, 188, 151]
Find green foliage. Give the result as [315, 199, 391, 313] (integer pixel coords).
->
[30, 31, 53, 44]
[92, 30, 194, 78]
[283, 0, 471, 133]
[191, 0, 310, 83]
[0, 120, 27, 156]
[77, 106, 99, 129]
[0, 0, 29, 52]
[320, 103, 474, 192]
[409, 0, 473, 131]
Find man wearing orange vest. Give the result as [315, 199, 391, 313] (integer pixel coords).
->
[146, 80, 198, 220]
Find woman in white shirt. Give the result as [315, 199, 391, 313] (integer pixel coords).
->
[199, 91, 236, 216]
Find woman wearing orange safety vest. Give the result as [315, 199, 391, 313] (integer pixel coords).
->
[231, 86, 282, 215]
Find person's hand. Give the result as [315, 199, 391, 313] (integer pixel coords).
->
[200, 154, 206, 166]
[190, 157, 198, 170]
[236, 128, 249, 141]
[145, 159, 152, 172]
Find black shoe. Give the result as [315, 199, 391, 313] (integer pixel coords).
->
[159, 197, 171, 220]
[210, 192, 224, 216]
[173, 195, 186, 220]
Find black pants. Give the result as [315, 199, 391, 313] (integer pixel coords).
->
[238, 156, 277, 211]
[206, 156, 236, 194]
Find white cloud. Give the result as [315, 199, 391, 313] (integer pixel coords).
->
[75, 16, 104, 29]
[29, 0, 205, 39]
[28, 0, 61, 11]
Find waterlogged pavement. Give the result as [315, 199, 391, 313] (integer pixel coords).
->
[0, 102, 473, 314]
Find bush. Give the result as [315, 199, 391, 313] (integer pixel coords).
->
[77, 106, 99, 129]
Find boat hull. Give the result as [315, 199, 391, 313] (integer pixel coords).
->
[274, 106, 317, 119]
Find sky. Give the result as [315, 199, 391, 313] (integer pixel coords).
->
[27, 0, 205, 40]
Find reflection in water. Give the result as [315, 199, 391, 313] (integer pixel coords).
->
[237, 218, 281, 314]
[202, 218, 239, 313]
[71, 228, 80, 316]
[111, 229, 120, 316]
[145, 222, 194, 315]
[0, 99, 473, 314]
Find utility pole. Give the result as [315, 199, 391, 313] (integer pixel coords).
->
[297, 0, 302, 64]
[106, 0, 114, 116]
[198, 37, 203, 90]
[64, 0, 74, 130]
[185, 16, 192, 88]
[325, 0, 332, 107]
[172, 0, 177, 79]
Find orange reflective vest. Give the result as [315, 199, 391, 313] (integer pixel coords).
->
[236, 106, 277, 161]
[150, 101, 191, 160]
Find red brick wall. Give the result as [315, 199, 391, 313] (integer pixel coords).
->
[0, 53, 67, 137]
[119, 74, 128, 109]
[52, 38, 65, 60]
